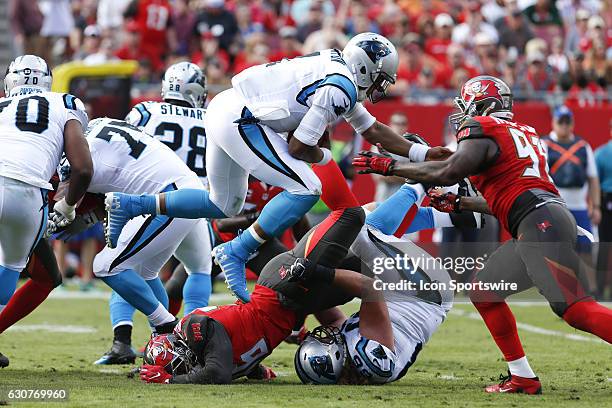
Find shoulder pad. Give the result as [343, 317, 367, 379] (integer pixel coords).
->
[456, 117, 485, 141]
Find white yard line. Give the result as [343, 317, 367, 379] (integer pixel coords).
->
[6, 323, 97, 333]
[450, 309, 606, 344]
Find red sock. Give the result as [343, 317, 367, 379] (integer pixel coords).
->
[563, 299, 612, 343]
[0, 279, 54, 334]
[472, 300, 526, 362]
[312, 161, 359, 210]
[168, 298, 182, 317]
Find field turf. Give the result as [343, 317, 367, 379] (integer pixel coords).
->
[0, 283, 610, 407]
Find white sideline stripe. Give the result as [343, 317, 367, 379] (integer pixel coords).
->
[6, 323, 97, 333]
[450, 309, 606, 344]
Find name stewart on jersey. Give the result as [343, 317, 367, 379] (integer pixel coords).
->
[159, 104, 204, 120]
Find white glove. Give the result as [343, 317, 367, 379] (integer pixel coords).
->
[51, 198, 76, 228]
[43, 219, 58, 239]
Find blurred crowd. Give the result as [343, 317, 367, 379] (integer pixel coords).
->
[8, 0, 612, 104]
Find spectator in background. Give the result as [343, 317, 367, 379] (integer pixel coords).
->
[124, 0, 175, 74]
[473, 32, 500, 76]
[233, 32, 270, 73]
[523, 0, 563, 47]
[595, 119, 612, 300]
[372, 112, 412, 201]
[395, 33, 429, 95]
[194, 0, 238, 53]
[425, 13, 454, 64]
[114, 20, 146, 62]
[451, 1, 499, 52]
[268, 26, 302, 62]
[584, 38, 610, 89]
[290, 0, 335, 27]
[542, 106, 600, 272]
[342, 0, 380, 37]
[297, 1, 326, 43]
[39, 0, 75, 64]
[76, 25, 113, 65]
[97, 0, 131, 41]
[171, 0, 196, 56]
[495, 1, 534, 55]
[524, 49, 556, 92]
[435, 43, 478, 89]
[191, 30, 230, 72]
[8, 0, 43, 56]
[548, 36, 570, 73]
[565, 8, 592, 54]
[302, 17, 347, 54]
[235, 3, 263, 38]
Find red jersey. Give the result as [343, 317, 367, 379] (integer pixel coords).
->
[178, 285, 296, 378]
[457, 116, 559, 233]
[131, 0, 172, 70]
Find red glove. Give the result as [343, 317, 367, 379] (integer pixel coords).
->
[428, 189, 461, 213]
[140, 365, 172, 384]
[352, 146, 396, 175]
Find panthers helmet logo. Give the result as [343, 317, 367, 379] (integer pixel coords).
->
[356, 40, 392, 64]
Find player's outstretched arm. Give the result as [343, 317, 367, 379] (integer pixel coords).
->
[62, 119, 93, 206]
[361, 121, 452, 161]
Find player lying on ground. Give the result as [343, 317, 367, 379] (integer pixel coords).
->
[0, 55, 92, 367]
[353, 75, 612, 394]
[49, 118, 214, 346]
[105, 32, 451, 303]
[138, 162, 479, 384]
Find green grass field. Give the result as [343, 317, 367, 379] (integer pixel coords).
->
[1, 284, 610, 408]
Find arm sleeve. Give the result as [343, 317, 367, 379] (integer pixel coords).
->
[343, 103, 376, 135]
[124, 105, 143, 127]
[170, 315, 233, 384]
[585, 144, 598, 178]
[293, 86, 350, 146]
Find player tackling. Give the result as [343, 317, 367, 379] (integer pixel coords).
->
[353, 75, 612, 394]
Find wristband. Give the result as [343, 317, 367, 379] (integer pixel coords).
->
[408, 143, 430, 162]
[317, 148, 332, 166]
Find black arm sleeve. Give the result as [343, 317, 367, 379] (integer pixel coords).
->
[170, 315, 233, 384]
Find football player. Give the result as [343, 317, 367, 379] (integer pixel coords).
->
[93, 62, 212, 364]
[138, 161, 475, 384]
[53, 117, 212, 364]
[104, 32, 451, 303]
[353, 75, 612, 393]
[0, 55, 91, 367]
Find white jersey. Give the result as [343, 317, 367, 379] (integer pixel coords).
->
[0, 90, 88, 189]
[343, 226, 453, 383]
[231, 49, 376, 146]
[125, 101, 208, 186]
[85, 117, 201, 195]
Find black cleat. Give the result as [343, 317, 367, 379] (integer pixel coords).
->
[0, 352, 9, 368]
[94, 340, 136, 365]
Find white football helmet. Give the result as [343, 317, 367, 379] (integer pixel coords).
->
[161, 62, 208, 108]
[342, 32, 399, 103]
[4, 55, 52, 96]
[294, 326, 346, 384]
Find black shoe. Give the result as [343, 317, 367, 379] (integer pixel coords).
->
[153, 319, 178, 335]
[94, 340, 136, 365]
[0, 352, 9, 368]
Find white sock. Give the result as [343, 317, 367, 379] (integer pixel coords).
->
[147, 303, 175, 327]
[247, 225, 266, 243]
[508, 356, 536, 378]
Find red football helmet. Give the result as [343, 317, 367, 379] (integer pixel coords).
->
[143, 334, 196, 375]
[450, 75, 513, 125]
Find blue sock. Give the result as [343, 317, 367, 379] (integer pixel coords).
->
[257, 191, 319, 236]
[163, 189, 226, 218]
[100, 270, 160, 315]
[405, 208, 435, 234]
[0, 265, 20, 305]
[183, 273, 212, 315]
[366, 184, 419, 235]
[145, 277, 169, 309]
[109, 291, 135, 328]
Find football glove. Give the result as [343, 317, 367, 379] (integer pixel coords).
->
[352, 144, 396, 175]
[402, 132, 431, 146]
[50, 198, 76, 228]
[428, 189, 461, 213]
[287, 257, 314, 282]
[140, 365, 172, 384]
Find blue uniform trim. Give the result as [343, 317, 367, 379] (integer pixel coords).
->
[354, 337, 394, 378]
[27, 189, 48, 260]
[135, 103, 152, 127]
[62, 94, 77, 110]
[296, 73, 358, 110]
[237, 107, 307, 189]
[108, 184, 176, 272]
[395, 342, 423, 381]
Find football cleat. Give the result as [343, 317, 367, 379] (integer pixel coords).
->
[0, 352, 9, 368]
[104, 192, 137, 248]
[212, 242, 251, 303]
[94, 340, 137, 365]
[485, 372, 542, 394]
